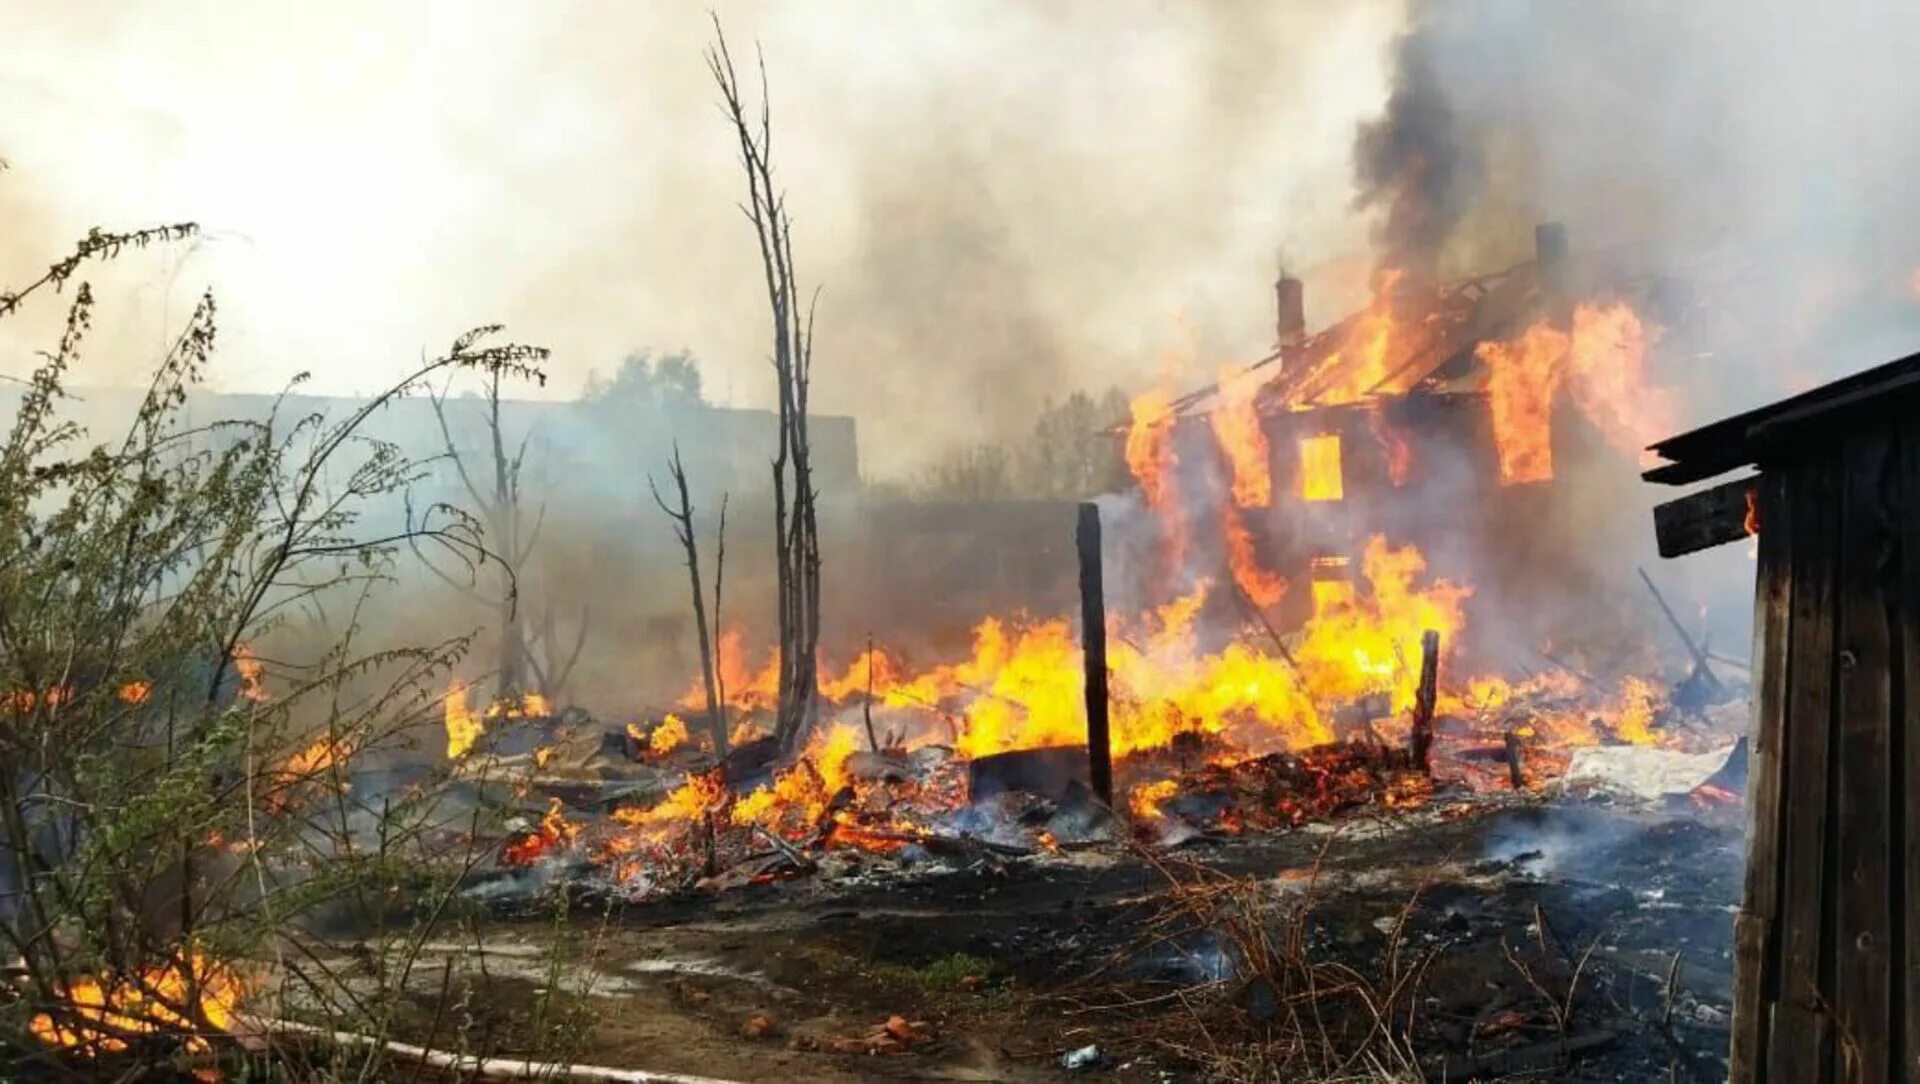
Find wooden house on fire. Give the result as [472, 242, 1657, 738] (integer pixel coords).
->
[1161, 223, 1669, 639]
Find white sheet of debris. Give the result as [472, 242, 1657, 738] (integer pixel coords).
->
[1558, 742, 1740, 801]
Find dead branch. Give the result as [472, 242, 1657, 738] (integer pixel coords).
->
[650, 444, 727, 755]
[415, 368, 549, 698]
[707, 17, 822, 754]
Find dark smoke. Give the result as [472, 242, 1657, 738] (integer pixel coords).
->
[1351, 18, 1483, 283]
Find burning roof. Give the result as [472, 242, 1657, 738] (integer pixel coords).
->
[1167, 247, 1554, 422]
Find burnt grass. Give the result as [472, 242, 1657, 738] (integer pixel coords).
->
[454, 800, 1741, 1081]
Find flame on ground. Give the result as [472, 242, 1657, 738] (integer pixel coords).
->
[444, 682, 484, 760]
[649, 713, 694, 756]
[444, 685, 554, 761]
[1128, 778, 1180, 822]
[502, 797, 581, 865]
[29, 950, 242, 1056]
[697, 533, 1467, 763]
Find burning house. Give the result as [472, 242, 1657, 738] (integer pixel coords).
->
[1137, 223, 1678, 650]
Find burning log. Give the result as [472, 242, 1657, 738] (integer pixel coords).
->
[1077, 502, 1113, 807]
[1409, 629, 1439, 773]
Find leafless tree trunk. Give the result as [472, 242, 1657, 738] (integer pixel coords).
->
[651, 444, 729, 755]
[421, 365, 547, 701]
[526, 596, 590, 706]
[708, 18, 823, 754]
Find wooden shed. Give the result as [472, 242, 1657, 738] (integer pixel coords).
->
[1646, 350, 1920, 1082]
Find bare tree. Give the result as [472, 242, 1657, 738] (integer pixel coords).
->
[526, 594, 590, 707]
[707, 19, 823, 753]
[418, 364, 555, 703]
[650, 445, 729, 754]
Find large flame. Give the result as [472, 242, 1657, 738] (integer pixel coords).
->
[1221, 504, 1287, 609]
[1125, 387, 1185, 576]
[1478, 322, 1569, 485]
[1290, 269, 1404, 407]
[1479, 302, 1670, 485]
[1293, 536, 1470, 712]
[1564, 302, 1673, 466]
[695, 533, 1466, 764]
[683, 628, 781, 713]
[1210, 364, 1271, 508]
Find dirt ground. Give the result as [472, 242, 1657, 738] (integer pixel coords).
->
[403, 799, 1740, 1082]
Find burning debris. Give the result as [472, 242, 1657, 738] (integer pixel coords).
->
[415, 225, 1744, 920]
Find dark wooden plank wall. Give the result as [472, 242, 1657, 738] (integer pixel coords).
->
[1735, 432, 1912, 1083]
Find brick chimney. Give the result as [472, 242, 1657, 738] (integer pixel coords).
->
[1275, 275, 1306, 349]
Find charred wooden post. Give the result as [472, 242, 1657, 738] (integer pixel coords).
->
[1077, 502, 1113, 807]
[1503, 728, 1527, 790]
[1643, 346, 1920, 1083]
[1410, 629, 1440, 773]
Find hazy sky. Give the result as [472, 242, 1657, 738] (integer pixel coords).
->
[0, 1, 1405, 474]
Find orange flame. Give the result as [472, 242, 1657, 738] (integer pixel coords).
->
[117, 681, 151, 705]
[1128, 778, 1180, 822]
[1366, 405, 1413, 485]
[1222, 504, 1287, 609]
[3, 686, 70, 713]
[502, 797, 581, 865]
[231, 644, 268, 703]
[1210, 364, 1271, 507]
[29, 950, 242, 1056]
[1565, 303, 1673, 466]
[649, 713, 692, 756]
[1478, 322, 1569, 485]
[1744, 488, 1760, 535]
[1126, 387, 1186, 576]
[444, 682, 483, 760]
[1479, 302, 1670, 485]
[684, 629, 781, 713]
[1292, 269, 1403, 407]
[281, 734, 351, 778]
